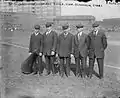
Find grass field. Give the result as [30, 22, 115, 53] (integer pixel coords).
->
[0, 12, 120, 98]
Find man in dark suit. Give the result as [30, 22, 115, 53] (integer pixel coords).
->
[57, 24, 74, 77]
[29, 24, 43, 76]
[87, 22, 107, 79]
[43, 22, 57, 76]
[74, 23, 88, 78]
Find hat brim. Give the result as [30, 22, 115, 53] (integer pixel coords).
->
[92, 25, 99, 27]
[76, 26, 84, 28]
[62, 27, 69, 30]
[35, 28, 40, 30]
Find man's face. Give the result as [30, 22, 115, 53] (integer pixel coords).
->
[35, 29, 39, 33]
[94, 26, 99, 31]
[46, 26, 52, 31]
[77, 27, 83, 32]
[64, 27, 70, 32]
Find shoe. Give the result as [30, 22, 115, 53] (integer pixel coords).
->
[88, 74, 93, 79]
[60, 73, 64, 77]
[39, 72, 43, 76]
[82, 73, 86, 78]
[99, 75, 104, 79]
[45, 72, 50, 76]
[33, 72, 38, 75]
[76, 74, 79, 77]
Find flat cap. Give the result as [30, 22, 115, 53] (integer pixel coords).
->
[34, 24, 40, 30]
[45, 22, 53, 28]
[62, 24, 69, 30]
[92, 22, 99, 27]
[76, 23, 84, 28]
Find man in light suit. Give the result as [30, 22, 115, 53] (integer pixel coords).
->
[87, 22, 108, 79]
[74, 23, 88, 78]
[57, 24, 74, 77]
[29, 24, 43, 76]
[43, 22, 57, 76]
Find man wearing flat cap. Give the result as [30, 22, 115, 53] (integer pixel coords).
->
[29, 24, 44, 76]
[57, 24, 74, 77]
[74, 23, 88, 78]
[87, 22, 108, 79]
[43, 22, 57, 76]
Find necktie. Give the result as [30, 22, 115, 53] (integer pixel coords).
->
[93, 31, 96, 36]
[78, 32, 82, 40]
[46, 30, 51, 35]
[94, 30, 98, 36]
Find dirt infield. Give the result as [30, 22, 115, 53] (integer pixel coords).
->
[0, 44, 120, 98]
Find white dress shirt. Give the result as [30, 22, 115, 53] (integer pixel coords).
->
[35, 32, 39, 36]
[78, 32, 83, 39]
[46, 30, 52, 35]
[64, 32, 68, 37]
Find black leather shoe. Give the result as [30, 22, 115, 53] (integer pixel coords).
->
[82, 72, 87, 78]
[88, 74, 93, 79]
[45, 72, 50, 76]
[60, 73, 64, 77]
[33, 72, 38, 75]
[99, 75, 104, 79]
[39, 72, 43, 76]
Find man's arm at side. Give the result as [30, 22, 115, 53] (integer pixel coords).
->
[29, 35, 32, 54]
[52, 31, 58, 52]
[102, 33, 108, 50]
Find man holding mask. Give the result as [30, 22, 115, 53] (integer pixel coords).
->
[29, 24, 43, 76]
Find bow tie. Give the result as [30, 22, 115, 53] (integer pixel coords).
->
[64, 32, 68, 36]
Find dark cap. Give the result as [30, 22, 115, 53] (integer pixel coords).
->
[92, 22, 99, 27]
[62, 24, 69, 30]
[76, 23, 84, 28]
[45, 22, 53, 28]
[34, 24, 40, 30]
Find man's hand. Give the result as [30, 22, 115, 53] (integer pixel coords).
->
[51, 51, 55, 55]
[29, 52, 32, 55]
[56, 53, 58, 57]
[39, 53, 42, 56]
[70, 54, 74, 58]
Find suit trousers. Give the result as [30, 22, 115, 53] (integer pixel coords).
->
[33, 56, 43, 74]
[89, 56, 104, 78]
[75, 55, 87, 76]
[59, 57, 70, 77]
[45, 55, 55, 74]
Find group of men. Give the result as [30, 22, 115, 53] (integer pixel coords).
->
[29, 21, 108, 79]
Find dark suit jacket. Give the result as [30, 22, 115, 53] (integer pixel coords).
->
[87, 29, 107, 58]
[57, 32, 74, 57]
[74, 32, 88, 58]
[43, 30, 57, 55]
[29, 32, 43, 54]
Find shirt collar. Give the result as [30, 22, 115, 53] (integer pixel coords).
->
[34, 32, 39, 36]
[78, 32, 82, 36]
[46, 29, 52, 34]
[64, 31, 68, 36]
[96, 30, 98, 35]
[94, 30, 98, 35]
